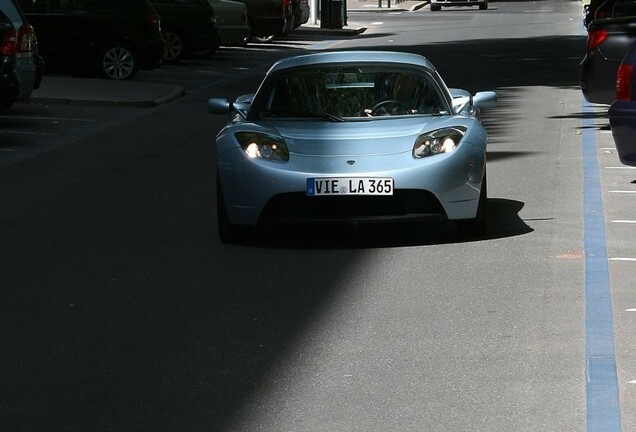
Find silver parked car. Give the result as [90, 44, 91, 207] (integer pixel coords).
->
[207, 51, 497, 243]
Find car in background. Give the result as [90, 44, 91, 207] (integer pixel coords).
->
[430, 0, 487, 12]
[149, 0, 220, 62]
[584, 0, 636, 28]
[1, 0, 42, 102]
[580, 16, 636, 104]
[234, 0, 294, 42]
[609, 40, 636, 165]
[207, 51, 497, 243]
[0, 8, 20, 110]
[208, 0, 250, 46]
[292, 0, 309, 28]
[18, 0, 164, 81]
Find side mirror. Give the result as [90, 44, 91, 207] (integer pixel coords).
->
[207, 98, 232, 114]
[473, 91, 497, 109]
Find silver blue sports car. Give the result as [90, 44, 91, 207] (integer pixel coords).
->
[208, 51, 497, 242]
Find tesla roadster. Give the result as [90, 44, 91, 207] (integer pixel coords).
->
[208, 51, 497, 243]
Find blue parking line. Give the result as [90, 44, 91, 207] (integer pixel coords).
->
[581, 100, 622, 432]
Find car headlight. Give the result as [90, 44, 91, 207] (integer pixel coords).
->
[412, 127, 467, 159]
[235, 132, 289, 162]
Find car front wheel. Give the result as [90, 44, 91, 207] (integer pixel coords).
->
[96, 42, 138, 80]
[456, 173, 487, 238]
[217, 178, 250, 243]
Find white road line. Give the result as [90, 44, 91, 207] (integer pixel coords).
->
[605, 166, 636, 169]
[611, 220, 636, 223]
[625, 308, 636, 312]
[608, 257, 636, 261]
[371, 22, 384, 25]
[609, 190, 636, 193]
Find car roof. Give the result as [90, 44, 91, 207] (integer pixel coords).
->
[267, 51, 437, 74]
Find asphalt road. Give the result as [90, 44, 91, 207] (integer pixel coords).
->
[1, 2, 635, 431]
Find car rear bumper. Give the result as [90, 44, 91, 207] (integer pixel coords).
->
[609, 100, 636, 166]
[580, 51, 620, 105]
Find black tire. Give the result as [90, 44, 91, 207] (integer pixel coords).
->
[430, 3, 441, 11]
[217, 178, 250, 243]
[162, 29, 185, 63]
[479, 1, 488, 10]
[96, 42, 138, 80]
[456, 173, 487, 238]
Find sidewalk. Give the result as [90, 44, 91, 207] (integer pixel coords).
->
[28, 0, 428, 107]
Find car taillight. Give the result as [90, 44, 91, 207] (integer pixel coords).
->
[16, 24, 35, 57]
[0, 28, 17, 56]
[587, 29, 608, 52]
[616, 64, 634, 101]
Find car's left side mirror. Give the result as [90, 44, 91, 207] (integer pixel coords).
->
[208, 97, 250, 120]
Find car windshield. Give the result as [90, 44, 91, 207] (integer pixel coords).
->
[254, 64, 450, 121]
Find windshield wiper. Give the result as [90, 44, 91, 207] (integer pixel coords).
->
[260, 108, 345, 122]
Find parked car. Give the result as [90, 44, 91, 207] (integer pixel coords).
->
[207, 51, 497, 243]
[430, 0, 487, 12]
[149, 0, 220, 62]
[1, 0, 42, 101]
[17, 0, 164, 80]
[609, 40, 636, 165]
[234, 0, 294, 42]
[208, 0, 250, 46]
[0, 9, 20, 110]
[292, 0, 309, 28]
[584, 0, 636, 28]
[580, 16, 636, 104]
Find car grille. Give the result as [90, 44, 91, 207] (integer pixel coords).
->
[259, 190, 446, 223]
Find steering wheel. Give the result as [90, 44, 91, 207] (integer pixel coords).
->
[371, 99, 410, 116]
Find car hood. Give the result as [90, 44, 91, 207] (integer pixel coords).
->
[262, 117, 456, 157]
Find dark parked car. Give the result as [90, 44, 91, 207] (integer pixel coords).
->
[609, 40, 636, 165]
[235, 0, 294, 42]
[0, 9, 20, 110]
[584, 0, 636, 28]
[18, 0, 165, 80]
[580, 16, 636, 104]
[149, 0, 220, 62]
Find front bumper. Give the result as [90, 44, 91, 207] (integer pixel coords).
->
[217, 142, 486, 226]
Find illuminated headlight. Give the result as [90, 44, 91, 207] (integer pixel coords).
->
[412, 127, 467, 159]
[235, 132, 289, 162]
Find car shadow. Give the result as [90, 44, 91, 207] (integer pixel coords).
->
[240, 197, 532, 249]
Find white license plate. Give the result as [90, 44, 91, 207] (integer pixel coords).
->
[306, 177, 394, 196]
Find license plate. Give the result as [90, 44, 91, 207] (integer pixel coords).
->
[306, 177, 394, 196]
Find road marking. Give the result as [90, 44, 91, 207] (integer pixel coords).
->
[0, 115, 97, 122]
[625, 308, 636, 312]
[609, 190, 636, 194]
[611, 220, 636, 223]
[371, 22, 384, 25]
[608, 258, 636, 262]
[582, 99, 622, 432]
[605, 166, 636, 169]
